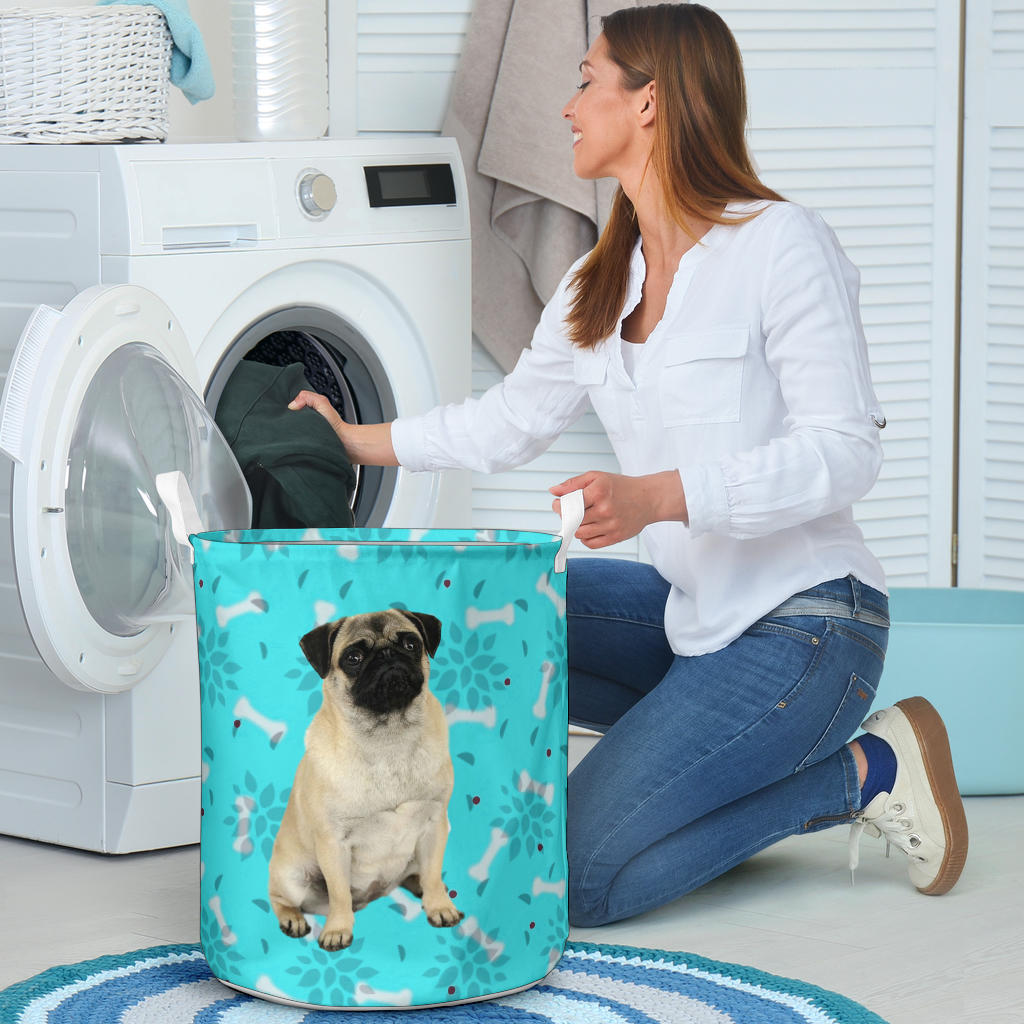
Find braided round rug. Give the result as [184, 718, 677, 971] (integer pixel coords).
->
[0, 941, 887, 1023]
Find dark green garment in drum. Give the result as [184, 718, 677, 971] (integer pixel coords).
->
[215, 361, 356, 529]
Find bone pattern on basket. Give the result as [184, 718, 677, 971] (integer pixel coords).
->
[193, 530, 570, 1008]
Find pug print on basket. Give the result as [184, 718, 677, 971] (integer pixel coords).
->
[268, 609, 463, 951]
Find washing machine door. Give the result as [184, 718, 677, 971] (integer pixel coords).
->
[0, 284, 251, 694]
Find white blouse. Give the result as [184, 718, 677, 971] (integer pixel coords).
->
[391, 200, 888, 656]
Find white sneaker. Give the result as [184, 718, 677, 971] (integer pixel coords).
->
[848, 697, 968, 895]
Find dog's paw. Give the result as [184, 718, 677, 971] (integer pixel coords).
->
[425, 900, 464, 929]
[318, 924, 354, 951]
[277, 910, 311, 939]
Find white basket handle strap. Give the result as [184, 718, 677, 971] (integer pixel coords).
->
[554, 489, 585, 574]
[156, 470, 204, 565]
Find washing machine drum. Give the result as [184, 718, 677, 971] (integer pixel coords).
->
[244, 330, 355, 418]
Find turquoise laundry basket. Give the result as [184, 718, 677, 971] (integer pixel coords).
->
[182, 488, 583, 1011]
[875, 587, 1024, 796]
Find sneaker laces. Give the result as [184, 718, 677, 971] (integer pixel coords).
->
[848, 798, 926, 883]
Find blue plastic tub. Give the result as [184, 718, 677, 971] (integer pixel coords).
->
[874, 588, 1024, 795]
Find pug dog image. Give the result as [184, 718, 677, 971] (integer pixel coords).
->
[268, 609, 463, 951]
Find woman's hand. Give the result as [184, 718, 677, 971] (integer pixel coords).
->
[288, 389, 347, 442]
[549, 470, 688, 548]
[288, 390, 399, 466]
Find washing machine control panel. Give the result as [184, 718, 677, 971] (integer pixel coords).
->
[363, 163, 457, 208]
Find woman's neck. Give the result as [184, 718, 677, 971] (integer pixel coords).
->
[623, 166, 716, 274]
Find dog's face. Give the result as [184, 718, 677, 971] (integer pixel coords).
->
[300, 610, 442, 717]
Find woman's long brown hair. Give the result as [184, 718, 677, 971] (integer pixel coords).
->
[565, 4, 784, 348]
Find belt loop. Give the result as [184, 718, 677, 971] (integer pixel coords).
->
[849, 574, 862, 617]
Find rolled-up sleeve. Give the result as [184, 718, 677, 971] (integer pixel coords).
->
[392, 270, 592, 474]
[682, 207, 884, 539]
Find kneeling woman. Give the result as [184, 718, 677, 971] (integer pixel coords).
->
[290, 2, 968, 927]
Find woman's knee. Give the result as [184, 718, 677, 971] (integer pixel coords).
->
[566, 838, 616, 928]
[568, 882, 613, 929]
[565, 800, 624, 928]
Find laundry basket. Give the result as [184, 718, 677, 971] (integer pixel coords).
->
[0, 7, 172, 143]
[168, 474, 582, 1010]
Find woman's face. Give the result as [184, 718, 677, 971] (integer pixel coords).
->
[561, 34, 647, 181]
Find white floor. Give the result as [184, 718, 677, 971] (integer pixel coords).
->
[1, 796, 1020, 1024]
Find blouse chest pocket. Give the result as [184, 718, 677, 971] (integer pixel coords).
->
[659, 327, 749, 427]
[573, 347, 625, 440]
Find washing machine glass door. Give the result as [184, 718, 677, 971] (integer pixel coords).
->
[0, 284, 251, 694]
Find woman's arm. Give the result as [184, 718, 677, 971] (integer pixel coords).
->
[683, 207, 884, 539]
[292, 259, 593, 475]
[288, 390, 399, 466]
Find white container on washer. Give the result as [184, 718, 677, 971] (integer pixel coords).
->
[230, 0, 328, 141]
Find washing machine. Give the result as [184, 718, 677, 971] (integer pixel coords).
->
[0, 138, 471, 853]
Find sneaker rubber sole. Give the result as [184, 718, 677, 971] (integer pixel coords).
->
[894, 696, 969, 895]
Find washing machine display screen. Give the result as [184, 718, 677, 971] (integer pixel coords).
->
[65, 343, 250, 637]
[364, 163, 456, 207]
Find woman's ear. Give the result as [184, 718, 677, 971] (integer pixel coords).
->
[638, 81, 656, 127]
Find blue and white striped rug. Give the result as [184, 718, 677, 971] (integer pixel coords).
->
[0, 941, 888, 1023]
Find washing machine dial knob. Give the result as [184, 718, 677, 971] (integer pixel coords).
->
[299, 172, 337, 216]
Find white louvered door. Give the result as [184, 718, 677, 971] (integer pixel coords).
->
[336, 1, 1016, 587]
[332, 0, 474, 135]
[957, 0, 1024, 589]
[714, 0, 962, 586]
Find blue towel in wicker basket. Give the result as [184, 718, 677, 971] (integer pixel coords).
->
[98, 0, 213, 102]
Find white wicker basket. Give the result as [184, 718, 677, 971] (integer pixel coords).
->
[0, 7, 172, 144]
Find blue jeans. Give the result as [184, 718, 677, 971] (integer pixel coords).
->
[566, 559, 889, 928]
